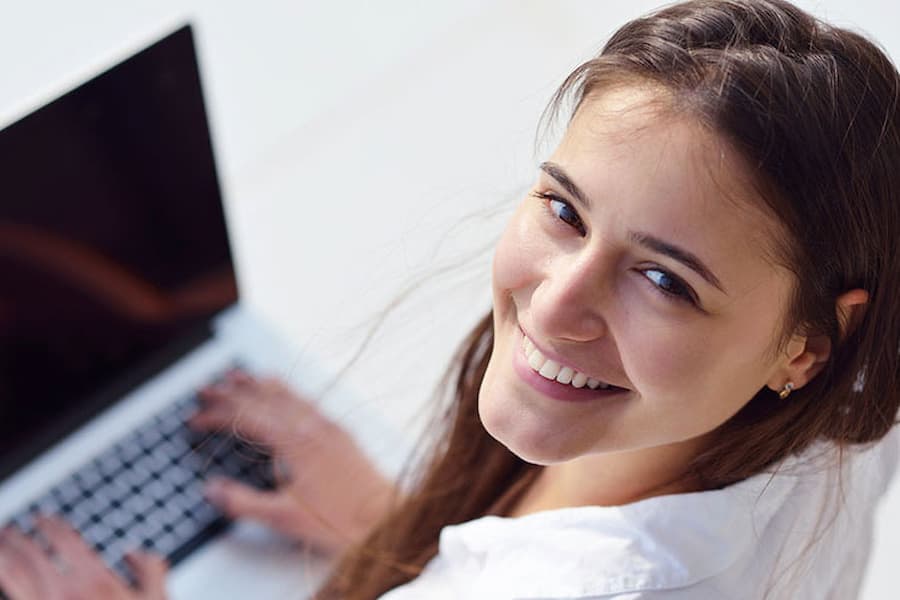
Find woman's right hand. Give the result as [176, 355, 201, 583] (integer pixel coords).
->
[188, 370, 395, 556]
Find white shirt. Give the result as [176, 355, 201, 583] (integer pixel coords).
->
[380, 429, 899, 600]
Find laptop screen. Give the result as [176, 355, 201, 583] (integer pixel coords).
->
[0, 25, 237, 479]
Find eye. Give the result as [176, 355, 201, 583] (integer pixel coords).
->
[640, 267, 697, 305]
[534, 191, 586, 236]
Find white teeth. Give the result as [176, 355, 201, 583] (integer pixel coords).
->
[585, 378, 611, 390]
[538, 359, 561, 380]
[556, 366, 574, 385]
[528, 349, 544, 370]
[522, 334, 623, 392]
[523, 337, 535, 355]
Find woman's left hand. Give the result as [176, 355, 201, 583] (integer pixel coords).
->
[0, 516, 168, 600]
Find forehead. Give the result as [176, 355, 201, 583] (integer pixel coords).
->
[552, 86, 789, 297]
[563, 86, 760, 216]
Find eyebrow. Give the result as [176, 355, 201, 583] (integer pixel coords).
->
[628, 231, 726, 293]
[540, 161, 591, 208]
[539, 161, 727, 294]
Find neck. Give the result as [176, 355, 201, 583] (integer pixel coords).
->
[507, 437, 708, 517]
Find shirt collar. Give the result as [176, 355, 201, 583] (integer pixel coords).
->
[435, 467, 798, 598]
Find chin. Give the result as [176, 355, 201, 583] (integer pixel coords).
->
[477, 385, 579, 466]
[503, 443, 572, 466]
[484, 420, 580, 466]
[478, 348, 588, 465]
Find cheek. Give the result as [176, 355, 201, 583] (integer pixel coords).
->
[492, 207, 542, 298]
[621, 308, 776, 421]
[622, 320, 704, 392]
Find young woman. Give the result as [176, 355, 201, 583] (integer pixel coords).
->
[1, 0, 898, 598]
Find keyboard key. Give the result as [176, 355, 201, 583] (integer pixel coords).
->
[53, 481, 83, 505]
[189, 500, 221, 526]
[67, 503, 95, 531]
[138, 421, 165, 443]
[102, 507, 134, 531]
[11, 513, 35, 535]
[32, 494, 62, 516]
[81, 521, 114, 549]
[152, 532, 181, 556]
[96, 453, 124, 478]
[73, 466, 103, 490]
[115, 440, 146, 464]
[171, 516, 201, 541]
[120, 491, 155, 516]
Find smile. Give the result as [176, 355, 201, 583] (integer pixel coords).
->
[521, 334, 629, 392]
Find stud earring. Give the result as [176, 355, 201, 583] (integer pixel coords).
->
[778, 382, 795, 400]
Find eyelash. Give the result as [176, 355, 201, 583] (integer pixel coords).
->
[640, 268, 697, 305]
[534, 191, 586, 235]
[531, 190, 698, 306]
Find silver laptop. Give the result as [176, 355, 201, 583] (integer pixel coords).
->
[0, 24, 323, 598]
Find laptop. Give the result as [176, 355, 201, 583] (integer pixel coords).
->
[0, 24, 326, 598]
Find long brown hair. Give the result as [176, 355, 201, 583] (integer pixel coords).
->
[317, 1, 900, 597]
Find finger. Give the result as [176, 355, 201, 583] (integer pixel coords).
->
[35, 517, 109, 579]
[224, 369, 254, 385]
[0, 546, 34, 598]
[195, 386, 259, 424]
[3, 528, 57, 577]
[190, 393, 263, 429]
[125, 551, 168, 600]
[187, 406, 239, 433]
[188, 407, 272, 445]
[200, 369, 254, 398]
[0, 527, 58, 598]
[197, 382, 240, 404]
[204, 477, 297, 530]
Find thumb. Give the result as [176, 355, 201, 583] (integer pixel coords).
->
[125, 551, 168, 600]
[204, 477, 296, 530]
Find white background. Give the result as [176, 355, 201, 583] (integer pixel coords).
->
[2, 1, 898, 598]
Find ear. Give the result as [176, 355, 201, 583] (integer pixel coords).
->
[767, 288, 869, 394]
[835, 288, 869, 341]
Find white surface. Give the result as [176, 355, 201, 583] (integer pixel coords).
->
[168, 521, 328, 600]
[2, 1, 899, 598]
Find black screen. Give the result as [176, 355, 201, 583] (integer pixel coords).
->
[0, 25, 238, 479]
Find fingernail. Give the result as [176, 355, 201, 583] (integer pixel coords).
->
[204, 479, 226, 505]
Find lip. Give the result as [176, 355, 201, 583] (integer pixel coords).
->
[518, 327, 628, 390]
[513, 329, 631, 403]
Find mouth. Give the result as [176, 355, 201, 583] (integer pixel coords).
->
[513, 330, 631, 402]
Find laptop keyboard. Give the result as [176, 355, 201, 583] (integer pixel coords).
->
[7, 372, 275, 578]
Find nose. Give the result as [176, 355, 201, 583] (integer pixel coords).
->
[529, 249, 612, 342]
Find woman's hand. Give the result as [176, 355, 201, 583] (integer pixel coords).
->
[189, 370, 395, 556]
[0, 517, 167, 600]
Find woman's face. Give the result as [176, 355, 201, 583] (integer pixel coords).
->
[479, 85, 798, 465]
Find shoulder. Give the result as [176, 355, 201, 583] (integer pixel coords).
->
[382, 475, 790, 599]
[382, 432, 900, 600]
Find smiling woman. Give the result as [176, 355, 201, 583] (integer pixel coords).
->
[316, 0, 900, 597]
